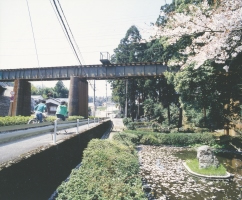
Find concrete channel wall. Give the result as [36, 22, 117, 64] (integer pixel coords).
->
[0, 120, 112, 200]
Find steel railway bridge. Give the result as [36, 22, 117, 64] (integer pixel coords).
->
[0, 62, 169, 117]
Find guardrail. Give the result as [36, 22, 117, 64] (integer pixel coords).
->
[52, 117, 108, 144]
[0, 117, 109, 145]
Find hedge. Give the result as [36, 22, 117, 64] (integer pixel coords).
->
[0, 115, 85, 127]
[115, 130, 218, 147]
[56, 139, 146, 200]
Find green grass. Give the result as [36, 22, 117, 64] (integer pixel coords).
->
[186, 159, 227, 176]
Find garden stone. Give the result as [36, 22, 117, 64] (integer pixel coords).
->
[197, 145, 219, 169]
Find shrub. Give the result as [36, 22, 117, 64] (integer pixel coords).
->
[139, 134, 160, 145]
[132, 122, 152, 128]
[113, 132, 139, 146]
[127, 122, 136, 130]
[56, 139, 146, 200]
[198, 133, 217, 146]
[160, 126, 171, 133]
[123, 117, 132, 126]
[151, 122, 161, 132]
[124, 130, 217, 147]
[194, 128, 210, 133]
[0, 115, 85, 127]
[170, 128, 179, 133]
[68, 115, 84, 121]
[0, 116, 32, 127]
[218, 135, 242, 150]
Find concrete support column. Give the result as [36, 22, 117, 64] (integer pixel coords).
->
[125, 79, 128, 118]
[68, 76, 80, 116]
[78, 79, 88, 118]
[9, 79, 31, 116]
[68, 77, 88, 118]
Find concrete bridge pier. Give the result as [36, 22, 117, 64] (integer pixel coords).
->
[9, 79, 31, 116]
[68, 77, 88, 118]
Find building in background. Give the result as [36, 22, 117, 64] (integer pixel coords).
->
[0, 82, 13, 116]
[45, 98, 68, 115]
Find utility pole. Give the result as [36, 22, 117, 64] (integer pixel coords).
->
[93, 80, 96, 117]
[125, 79, 128, 118]
[106, 80, 108, 117]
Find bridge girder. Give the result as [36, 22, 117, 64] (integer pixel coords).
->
[0, 63, 168, 81]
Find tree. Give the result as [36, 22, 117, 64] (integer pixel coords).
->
[143, 99, 155, 121]
[111, 25, 181, 122]
[148, 0, 242, 131]
[111, 26, 147, 119]
[31, 85, 39, 95]
[171, 64, 219, 126]
[112, 25, 144, 63]
[110, 80, 126, 114]
[54, 81, 69, 98]
[152, 0, 241, 70]
[30, 84, 54, 99]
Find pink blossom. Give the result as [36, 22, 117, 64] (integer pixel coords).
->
[149, 0, 242, 68]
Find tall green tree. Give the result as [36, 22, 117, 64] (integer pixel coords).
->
[54, 81, 69, 98]
[111, 26, 147, 120]
[112, 25, 145, 63]
[111, 26, 180, 123]
[170, 64, 217, 127]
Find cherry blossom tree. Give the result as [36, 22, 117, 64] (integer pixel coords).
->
[152, 0, 242, 69]
[148, 0, 242, 131]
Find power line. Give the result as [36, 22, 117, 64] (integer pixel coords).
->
[55, 0, 94, 90]
[0, 23, 153, 43]
[56, 0, 85, 65]
[26, 0, 44, 91]
[26, 0, 40, 70]
[50, 0, 83, 66]
[50, 0, 95, 91]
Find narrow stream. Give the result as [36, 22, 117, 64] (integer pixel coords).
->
[138, 146, 242, 200]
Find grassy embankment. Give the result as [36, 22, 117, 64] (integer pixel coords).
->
[186, 159, 227, 176]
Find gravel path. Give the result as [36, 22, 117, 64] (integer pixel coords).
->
[108, 118, 124, 140]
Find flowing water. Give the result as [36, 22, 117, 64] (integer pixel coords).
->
[138, 145, 242, 200]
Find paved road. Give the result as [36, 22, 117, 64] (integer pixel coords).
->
[0, 118, 124, 166]
[0, 122, 98, 165]
[108, 118, 124, 140]
[111, 118, 124, 131]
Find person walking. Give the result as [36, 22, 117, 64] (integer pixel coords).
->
[56, 101, 68, 121]
[34, 100, 47, 123]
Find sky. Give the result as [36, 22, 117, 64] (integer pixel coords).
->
[0, 0, 171, 96]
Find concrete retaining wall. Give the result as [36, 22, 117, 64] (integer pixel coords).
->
[0, 120, 111, 200]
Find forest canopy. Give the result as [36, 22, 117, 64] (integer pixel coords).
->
[110, 0, 241, 133]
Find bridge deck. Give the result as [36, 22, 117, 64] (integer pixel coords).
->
[0, 62, 167, 81]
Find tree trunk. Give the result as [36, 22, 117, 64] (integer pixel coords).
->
[131, 79, 136, 121]
[138, 92, 140, 119]
[167, 104, 171, 126]
[203, 106, 206, 127]
[125, 80, 128, 118]
[158, 78, 162, 102]
[178, 107, 182, 129]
